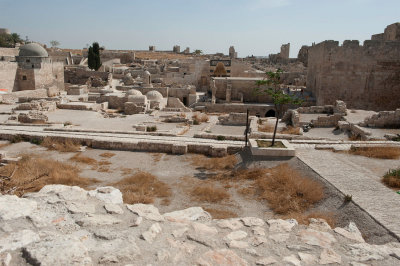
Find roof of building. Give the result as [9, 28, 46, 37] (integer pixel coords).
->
[146, 90, 163, 101]
[19, 43, 48, 57]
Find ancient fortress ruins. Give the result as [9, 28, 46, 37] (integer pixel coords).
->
[0, 22, 399, 266]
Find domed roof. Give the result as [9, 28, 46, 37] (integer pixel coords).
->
[144, 70, 151, 76]
[127, 95, 147, 103]
[146, 90, 163, 101]
[19, 43, 48, 57]
[126, 89, 143, 96]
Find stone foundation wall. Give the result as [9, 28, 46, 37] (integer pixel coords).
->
[361, 109, 400, 128]
[205, 103, 274, 117]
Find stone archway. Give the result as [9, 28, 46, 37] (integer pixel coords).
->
[265, 109, 276, 117]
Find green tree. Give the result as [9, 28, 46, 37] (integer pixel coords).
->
[88, 42, 102, 70]
[88, 46, 95, 70]
[194, 49, 203, 55]
[254, 69, 302, 146]
[50, 40, 60, 48]
[0, 32, 22, 48]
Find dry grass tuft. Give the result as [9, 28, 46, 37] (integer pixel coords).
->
[0, 142, 10, 149]
[0, 155, 98, 196]
[120, 168, 134, 176]
[110, 171, 171, 204]
[41, 137, 81, 152]
[349, 146, 400, 159]
[151, 153, 163, 163]
[99, 152, 116, 158]
[190, 184, 230, 203]
[203, 207, 238, 219]
[281, 126, 302, 135]
[382, 168, 400, 189]
[192, 112, 209, 124]
[258, 124, 274, 133]
[284, 211, 336, 228]
[69, 153, 98, 165]
[189, 154, 237, 171]
[256, 164, 324, 214]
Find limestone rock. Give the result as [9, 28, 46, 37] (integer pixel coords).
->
[256, 257, 277, 265]
[228, 240, 249, 249]
[225, 230, 248, 241]
[22, 236, 92, 266]
[217, 219, 244, 230]
[242, 217, 265, 227]
[298, 252, 317, 264]
[75, 214, 122, 227]
[252, 226, 266, 236]
[66, 202, 96, 214]
[298, 229, 337, 248]
[249, 236, 268, 247]
[103, 203, 123, 214]
[187, 233, 216, 248]
[269, 233, 290, 243]
[126, 204, 164, 222]
[38, 185, 88, 201]
[172, 227, 188, 238]
[347, 243, 397, 262]
[141, 223, 162, 244]
[88, 186, 123, 204]
[308, 218, 332, 231]
[0, 253, 11, 266]
[163, 207, 211, 222]
[283, 254, 301, 266]
[268, 219, 297, 233]
[192, 222, 218, 235]
[319, 248, 342, 264]
[334, 222, 364, 243]
[156, 249, 170, 262]
[197, 249, 249, 266]
[0, 230, 40, 253]
[0, 195, 37, 220]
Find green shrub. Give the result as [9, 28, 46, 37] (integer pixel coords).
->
[217, 135, 226, 141]
[146, 126, 157, 132]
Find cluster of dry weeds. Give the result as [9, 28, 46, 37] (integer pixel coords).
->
[0, 155, 98, 196]
[69, 153, 112, 173]
[192, 112, 209, 125]
[348, 146, 400, 159]
[41, 137, 81, 152]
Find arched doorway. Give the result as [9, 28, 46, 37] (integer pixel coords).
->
[265, 109, 276, 117]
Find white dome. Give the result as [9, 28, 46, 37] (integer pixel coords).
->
[144, 70, 151, 76]
[127, 95, 147, 103]
[126, 89, 142, 96]
[146, 90, 163, 102]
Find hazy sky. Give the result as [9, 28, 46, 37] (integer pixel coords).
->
[0, 0, 399, 57]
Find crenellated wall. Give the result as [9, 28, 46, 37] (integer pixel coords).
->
[306, 23, 400, 111]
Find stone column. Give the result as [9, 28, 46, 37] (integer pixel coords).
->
[226, 83, 232, 103]
[211, 79, 216, 104]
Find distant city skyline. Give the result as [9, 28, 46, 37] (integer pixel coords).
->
[0, 0, 399, 57]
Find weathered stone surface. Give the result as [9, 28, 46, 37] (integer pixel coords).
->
[75, 214, 122, 227]
[164, 207, 211, 222]
[0, 252, 11, 266]
[225, 230, 248, 241]
[66, 202, 96, 214]
[88, 186, 123, 204]
[252, 226, 266, 236]
[268, 219, 297, 233]
[319, 248, 342, 264]
[283, 254, 301, 266]
[298, 252, 317, 264]
[269, 233, 290, 243]
[217, 219, 243, 230]
[249, 236, 268, 247]
[192, 222, 218, 235]
[141, 223, 162, 243]
[242, 217, 265, 227]
[347, 243, 398, 262]
[298, 229, 337, 248]
[38, 185, 88, 201]
[172, 227, 188, 238]
[103, 203, 123, 214]
[334, 222, 364, 243]
[308, 218, 332, 231]
[22, 236, 92, 266]
[228, 240, 249, 249]
[0, 195, 37, 220]
[256, 256, 277, 265]
[197, 249, 249, 266]
[126, 204, 164, 221]
[0, 230, 40, 253]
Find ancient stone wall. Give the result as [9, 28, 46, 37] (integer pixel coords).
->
[307, 33, 400, 111]
[0, 61, 17, 92]
[214, 78, 271, 103]
[64, 68, 110, 85]
[361, 109, 400, 128]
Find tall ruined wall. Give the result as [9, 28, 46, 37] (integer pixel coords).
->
[0, 61, 17, 92]
[34, 62, 64, 90]
[214, 78, 272, 103]
[307, 39, 400, 111]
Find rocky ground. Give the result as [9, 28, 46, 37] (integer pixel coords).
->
[1, 185, 399, 266]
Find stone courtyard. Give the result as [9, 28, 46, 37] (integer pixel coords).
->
[0, 12, 399, 266]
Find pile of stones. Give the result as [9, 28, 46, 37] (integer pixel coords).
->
[0, 185, 399, 265]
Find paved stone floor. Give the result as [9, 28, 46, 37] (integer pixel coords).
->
[296, 148, 400, 240]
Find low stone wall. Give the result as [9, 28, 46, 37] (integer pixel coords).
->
[14, 100, 57, 112]
[311, 114, 343, 128]
[205, 103, 274, 117]
[297, 100, 347, 115]
[361, 109, 400, 128]
[338, 121, 372, 140]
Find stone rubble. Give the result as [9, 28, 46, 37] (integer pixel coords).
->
[0, 185, 399, 265]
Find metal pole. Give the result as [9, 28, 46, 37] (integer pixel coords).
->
[245, 109, 249, 147]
